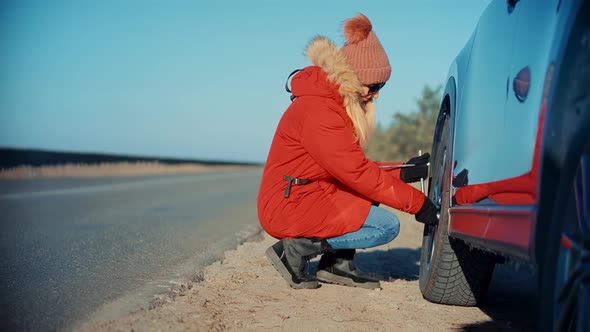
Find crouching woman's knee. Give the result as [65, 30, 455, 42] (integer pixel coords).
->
[381, 212, 400, 243]
[369, 206, 400, 244]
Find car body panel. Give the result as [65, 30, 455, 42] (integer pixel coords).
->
[502, 1, 558, 181]
[449, 204, 535, 260]
[452, 1, 522, 185]
[445, 31, 472, 111]
[451, 0, 578, 186]
[438, 0, 583, 261]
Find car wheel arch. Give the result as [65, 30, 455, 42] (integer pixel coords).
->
[432, 77, 456, 156]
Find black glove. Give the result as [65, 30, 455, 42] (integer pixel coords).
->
[400, 152, 430, 183]
[452, 168, 469, 187]
[415, 197, 438, 225]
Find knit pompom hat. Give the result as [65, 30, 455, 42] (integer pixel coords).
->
[340, 14, 391, 85]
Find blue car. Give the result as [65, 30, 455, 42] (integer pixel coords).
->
[419, 1, 589, 330]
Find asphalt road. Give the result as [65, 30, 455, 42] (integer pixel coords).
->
[0, 169, 262, 331]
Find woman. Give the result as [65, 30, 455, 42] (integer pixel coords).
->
[257, 13, 438, 290]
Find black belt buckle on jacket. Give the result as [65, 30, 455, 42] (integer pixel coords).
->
[283, 175, 310, 198]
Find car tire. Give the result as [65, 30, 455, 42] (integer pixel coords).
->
[537, 5, 590, 329]
[538, 143, 590, 332]
[418, 106, 496, 306]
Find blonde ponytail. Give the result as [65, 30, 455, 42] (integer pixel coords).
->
[343, 97, 375, 146]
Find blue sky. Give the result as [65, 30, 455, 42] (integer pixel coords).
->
[0, 0, 490, 163]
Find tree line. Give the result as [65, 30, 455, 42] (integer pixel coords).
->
[365, 84, 442, 162]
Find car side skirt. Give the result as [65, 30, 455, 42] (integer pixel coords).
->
[448, 205, 536, 261]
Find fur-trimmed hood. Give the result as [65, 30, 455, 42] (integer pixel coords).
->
[290, 36, 364, 102]
[290, 36, 373, 146]
[304, 36, 365, 100]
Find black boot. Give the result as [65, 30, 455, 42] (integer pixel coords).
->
[316, 249, 381, 289]
[265, 237, 331, 289]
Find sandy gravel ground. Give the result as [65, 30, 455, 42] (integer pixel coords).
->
[78, 208, 538, 332]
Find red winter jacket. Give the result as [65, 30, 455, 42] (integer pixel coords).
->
[257, 37, 426, 239]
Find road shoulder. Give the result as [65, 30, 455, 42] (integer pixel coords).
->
[78, 210, 511, 331]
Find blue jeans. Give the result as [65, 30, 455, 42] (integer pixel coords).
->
[326, 205, 400, 250]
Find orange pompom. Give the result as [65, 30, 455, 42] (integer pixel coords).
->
[343, 13, 373, 44]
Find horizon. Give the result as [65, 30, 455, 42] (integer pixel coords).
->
[0, 146, 262, 165]
[0, 1, 491, 163]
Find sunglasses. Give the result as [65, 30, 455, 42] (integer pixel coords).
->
[367, 82, 386, 94]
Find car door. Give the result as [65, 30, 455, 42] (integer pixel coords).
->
[453, 0, 522, 185]
[502, 0, 560, 181]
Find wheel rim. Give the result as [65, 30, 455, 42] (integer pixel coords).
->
[555, 151, 590, 331]
[425, 151, 444, 271]
[424, 113, 448, 272]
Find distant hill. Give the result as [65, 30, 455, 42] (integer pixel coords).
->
[0, 147, 262, 169]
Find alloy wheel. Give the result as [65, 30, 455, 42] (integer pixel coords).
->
[554, 151, 590, 331]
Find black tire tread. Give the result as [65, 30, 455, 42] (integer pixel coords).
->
[419, 107, 495, 307]
[422, 228, 495, 306]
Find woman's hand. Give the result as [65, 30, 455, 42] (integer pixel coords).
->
[400, 153, 430, 183]
[415, 197, 438, 225]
